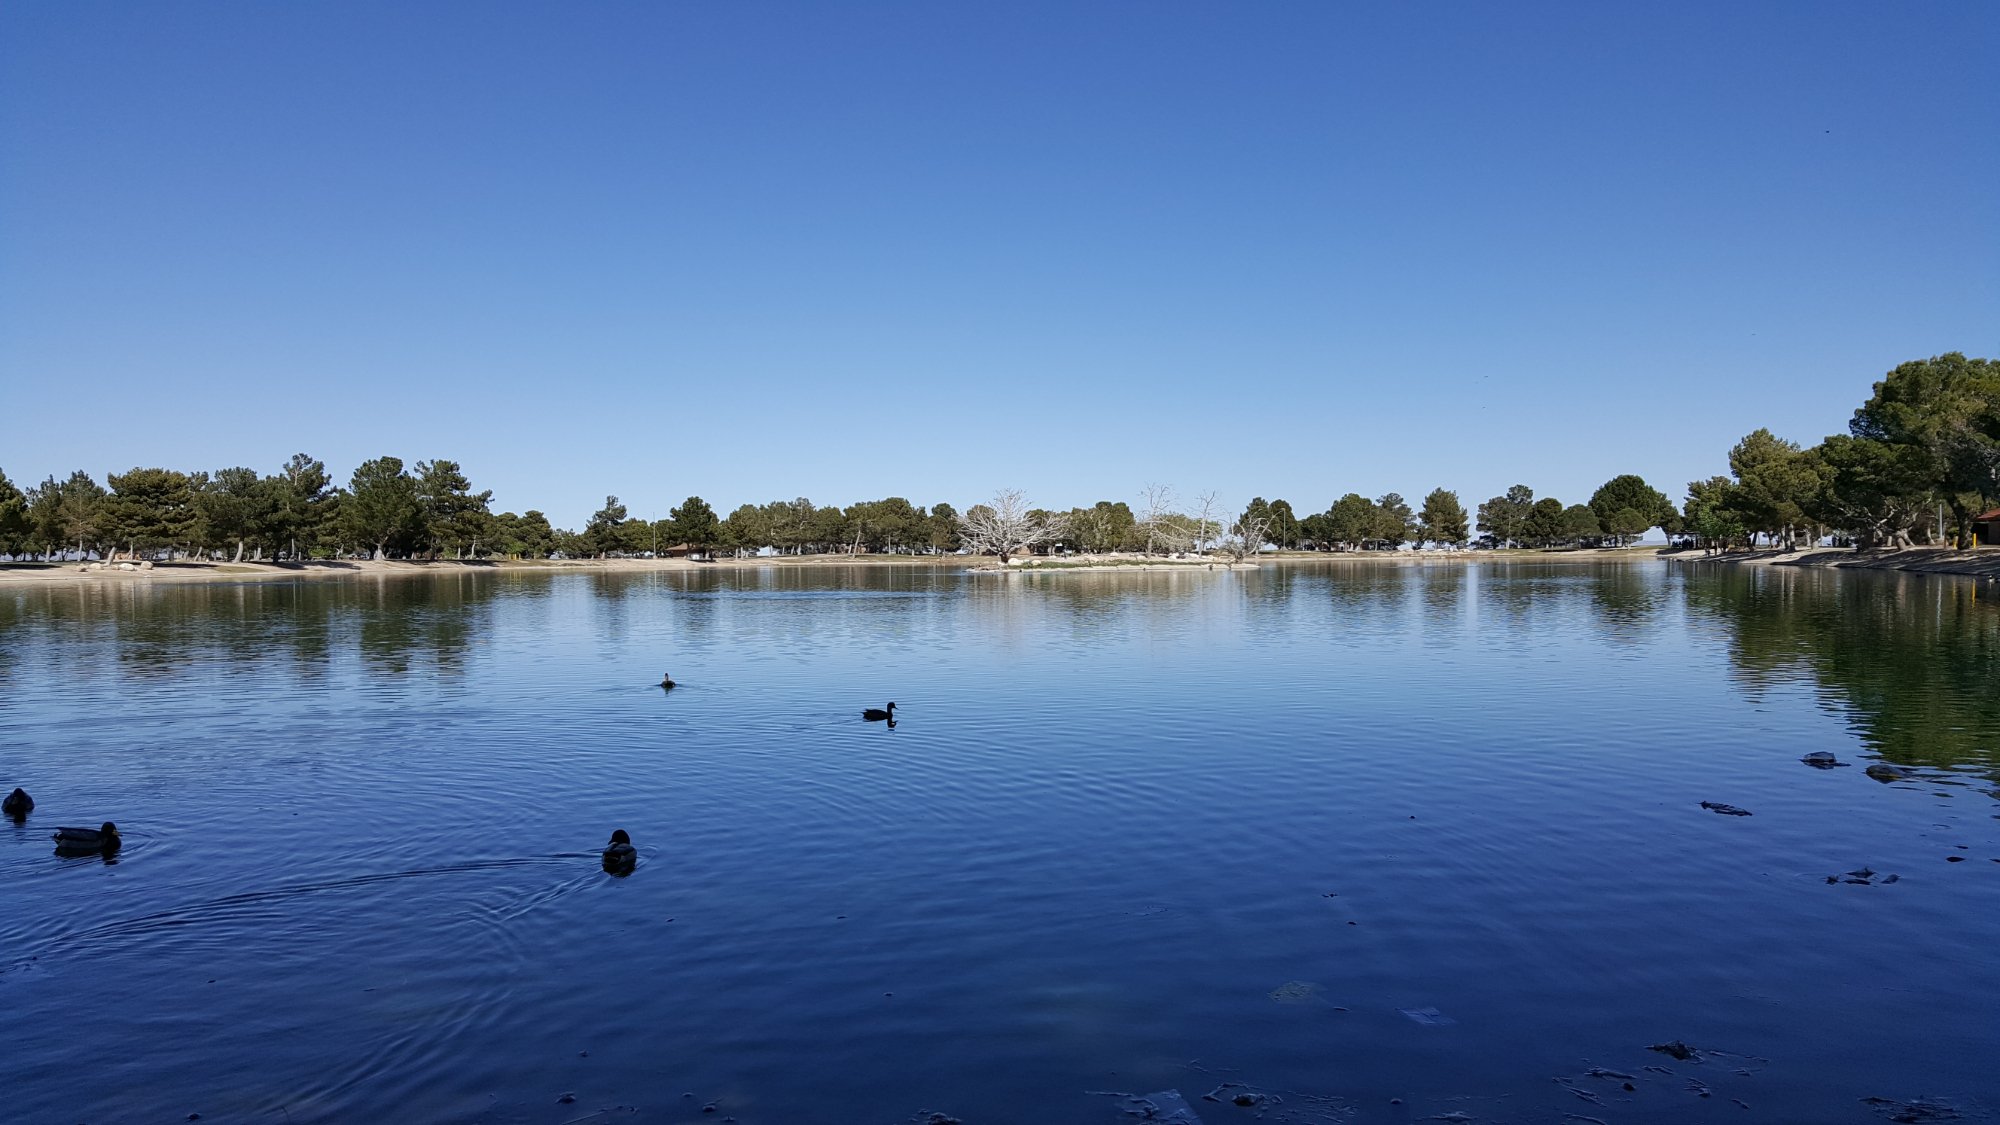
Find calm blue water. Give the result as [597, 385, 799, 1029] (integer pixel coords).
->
[2, 561, 1996, 1124]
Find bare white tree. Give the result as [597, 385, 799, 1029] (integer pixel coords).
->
[1150, 492, 1222, 555]
[1071, 505, 1111, 553]
[1220, 503, 1273, 562]
[1137, 482, 1176, 556]
[1189, 491, 1222, 553]
[957, 490, 1069, 563]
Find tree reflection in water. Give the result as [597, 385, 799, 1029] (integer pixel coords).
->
[1686, 564, 2000, 782]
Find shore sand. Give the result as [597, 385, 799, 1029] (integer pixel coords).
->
[0, 546, 1672, 588]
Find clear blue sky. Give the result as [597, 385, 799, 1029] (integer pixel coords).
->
[3, 2, 1994, 527]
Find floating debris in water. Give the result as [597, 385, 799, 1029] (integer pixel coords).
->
[1649, 1040, 1700, 1061]
[1700, 801, 1753, 816]
[1096, 1089, 1204, 1123]
[1801, 752, 1849, 769]
[1553, 1077, 1602, 1104]
[1200, 1082, 1271, 1108]
[1268, 980, 1324, 1005]
[1866, 764, 1913, 783]
[1861, 1095, 1966, 1122]
[1832, 860, 1904, 880]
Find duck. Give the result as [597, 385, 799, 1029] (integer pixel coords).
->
[659, 672, 677, 690]
[2, 787, 30, 817]
[602, 829, 636, 861]
[862, 702, 896, 722]
[52, 822, 120, 851]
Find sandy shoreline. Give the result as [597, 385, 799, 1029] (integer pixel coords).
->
[0, 547, 1668, 588]
[1666, 546, 2000, 581]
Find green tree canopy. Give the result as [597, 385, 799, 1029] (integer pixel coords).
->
[926, 503, 962, 552]
[1240, 498, 1272, 541]
[1559, 503, 1603, 544]
[1723, 429, 1824, 548]
[1521, 497, 1565, 545]
[514, 510, 555, 557]
[721, 504, 768, 553]
[267, 453, 333, 559]
[1321, 493, 1379, 550]
[1588, 474, 1674, 543]
[1373, 493, 1415, 547]
[39, 471, 108, 556]
[197, 466, 270, 561]
[415, 459, 494, 558]
[0, 469, 29, 556]
[1809, 433, 1935, 548]
[1066, 500, 1135, 553]
[1682, 476, 1744, 551]
[1477, 485, 1534, 547]
[670, 495, 721, 552]
[345, 456, 423, 559]
[105, 467, 198, 555]
[1418, 488, 1469, 547]
[840, 497, 925, 552]
[1265, 498, 1300, 549]
[583, 495, 631, 557]
[1848, 352, 2000, 544]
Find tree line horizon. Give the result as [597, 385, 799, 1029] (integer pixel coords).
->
[1, 353, 1992, 563]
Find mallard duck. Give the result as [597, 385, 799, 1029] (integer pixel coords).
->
[862, 702, 896, 722]
[602, 829, 636, 860]
[659, 672, 677, 690]
[53, 822, 119, 850]
[2, 787, 30, 816]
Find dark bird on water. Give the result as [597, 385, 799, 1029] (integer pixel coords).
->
[863, 702, 896, 722]
[603, 829, 636, 860]
[659, 672, 676, 690]
[53, 822, 120, 852]
[2, 787, 30, 817]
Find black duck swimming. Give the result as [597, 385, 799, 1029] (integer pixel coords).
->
[52, 822, 120, 851]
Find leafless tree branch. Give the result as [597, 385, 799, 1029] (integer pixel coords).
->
[957, 489, 1069, 562]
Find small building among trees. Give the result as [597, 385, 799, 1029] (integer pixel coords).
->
[1974, 508, 2000, 547]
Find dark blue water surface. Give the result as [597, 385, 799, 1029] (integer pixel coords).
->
[2, 561, 1996, 1124]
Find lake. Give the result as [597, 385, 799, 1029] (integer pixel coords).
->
[2, 561, 1996, 1124]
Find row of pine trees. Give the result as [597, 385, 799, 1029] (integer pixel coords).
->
[0, 353, 1991, 562]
